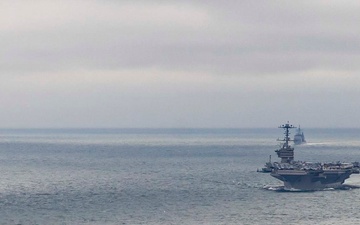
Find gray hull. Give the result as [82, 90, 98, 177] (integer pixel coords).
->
[293, 133, 305, 145]
[271, 169, 353, 190]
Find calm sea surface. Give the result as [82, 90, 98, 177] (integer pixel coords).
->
[1, 128, 360, 225]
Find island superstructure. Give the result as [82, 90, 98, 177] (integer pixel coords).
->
[263, 122, 358, 190]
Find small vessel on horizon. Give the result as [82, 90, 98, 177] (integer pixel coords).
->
[260, 122, 359, 191]
[293, 125, 306, 145]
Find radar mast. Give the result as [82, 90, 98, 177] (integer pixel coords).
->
[275, 122, 296, 163]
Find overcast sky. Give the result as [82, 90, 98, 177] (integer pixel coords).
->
[1, 0, 360, 128]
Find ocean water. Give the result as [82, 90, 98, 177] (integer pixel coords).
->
[1, 128, 360, 225]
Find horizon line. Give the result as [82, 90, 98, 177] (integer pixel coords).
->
[1, 127, 360, 130]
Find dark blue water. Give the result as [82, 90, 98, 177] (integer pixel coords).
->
[0, 128, 360, 224]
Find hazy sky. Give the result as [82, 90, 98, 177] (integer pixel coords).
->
[1, 0, 360, 128]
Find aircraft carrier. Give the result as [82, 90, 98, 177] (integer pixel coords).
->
[262, 122, 359, 191]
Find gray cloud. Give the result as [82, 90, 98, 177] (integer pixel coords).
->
[2, 0, 360, 75]
[1, 1, 360, 128]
